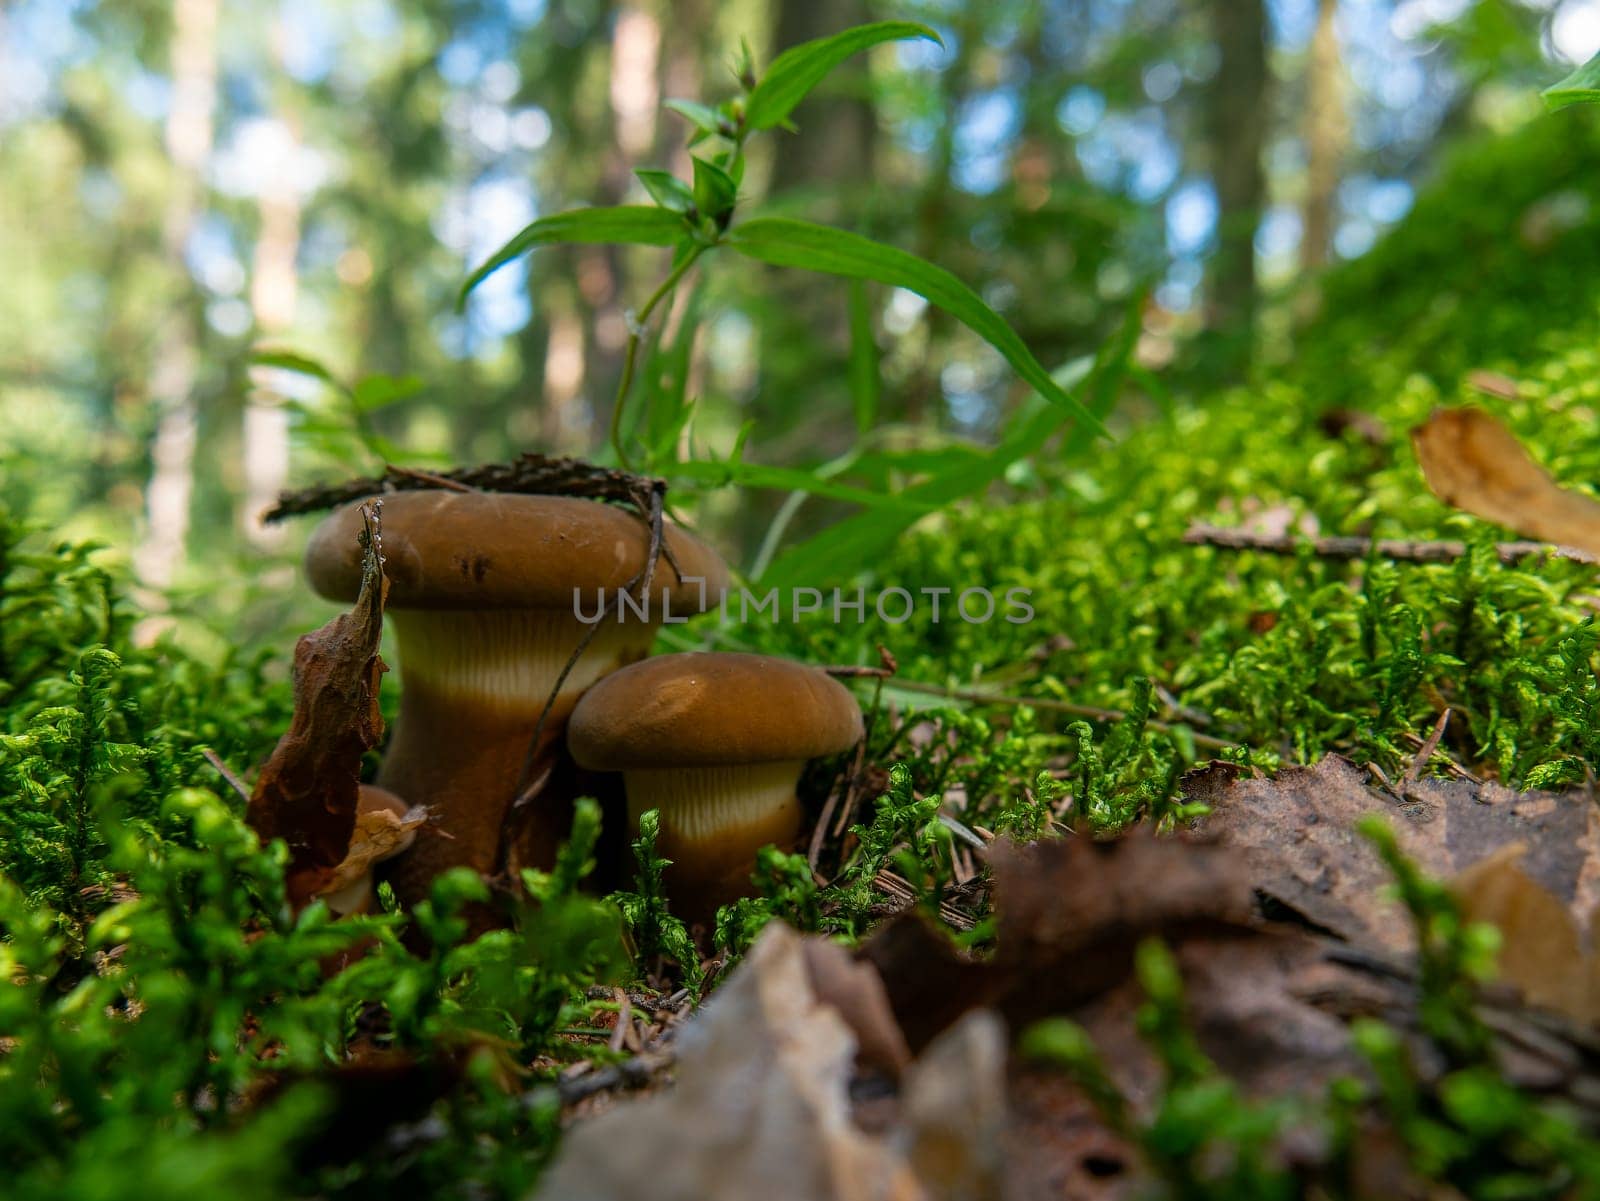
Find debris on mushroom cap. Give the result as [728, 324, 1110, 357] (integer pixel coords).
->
[303, 490, 729, 612]
[566, 652, 864, 770]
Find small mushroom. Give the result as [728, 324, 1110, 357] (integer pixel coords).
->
[566, 652, 863, 917]
[318, 784, 424, 917]
[304, 492, 727, 904]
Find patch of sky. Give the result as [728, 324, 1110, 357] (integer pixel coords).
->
[280, 0, 338, 84]
[1165, 179, 1216, 257]
[186, 215, 246, 297]
[953, 88, 1020, 194]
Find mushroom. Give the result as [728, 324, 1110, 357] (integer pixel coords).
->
[304, 491, 728, 904]
[318, 784, 424, 917]
[566, 652, 863, 917]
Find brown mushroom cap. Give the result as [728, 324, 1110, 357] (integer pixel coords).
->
[567, 652, 864, 770]
[304, 491, 728, 612]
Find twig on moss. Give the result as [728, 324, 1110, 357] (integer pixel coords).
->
[1403, 709, 1452, 787]
[1183, 522, 1600, 566]
[555, 1046, 677, 1106]
[885, 678, 1233, 753]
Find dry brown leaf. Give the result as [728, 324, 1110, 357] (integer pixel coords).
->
[246, 500, 390, 909]
[535, 923, 927, 1201]
[1186, 754, 1600, 955]
[1451, 845, 1600, 1026]
[799, 938, 913, 1078]
[1411, 406, 1600, 555]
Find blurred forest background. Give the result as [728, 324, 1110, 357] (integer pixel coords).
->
[2, 0, 1597, 654]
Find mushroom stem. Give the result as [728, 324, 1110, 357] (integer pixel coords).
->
[387, 609, 654, 707]
[623, 762, 805, 918]
[377, 609, 656, 902]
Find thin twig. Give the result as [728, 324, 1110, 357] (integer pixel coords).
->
[1184, 522, 1600, 567]
[509, 480, 671, 810]
[386, 465, 476, 492]
[554, 1046, 676, 1106]
[1400, 729, 1478, 783]
[1404, 709, 1452, 787]
[884, 678, 1234, 752]
[202, 748, 251, 802]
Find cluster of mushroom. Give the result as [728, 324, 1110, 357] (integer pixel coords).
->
[304, 489, 862, 919]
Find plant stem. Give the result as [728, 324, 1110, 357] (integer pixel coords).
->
[609, 245, 708, 469]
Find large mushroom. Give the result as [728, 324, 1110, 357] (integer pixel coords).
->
[304, 491, 727, 904]
[566, 652, 863, 917]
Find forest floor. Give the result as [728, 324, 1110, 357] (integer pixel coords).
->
[10, 117, 1600, 1199]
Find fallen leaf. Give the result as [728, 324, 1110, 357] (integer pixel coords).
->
[1451, 845, 1600, 1026]
[799, 937, 913, 1078]
[1185, 754, 1600, 954]
[534, 923, 926, 1201]
[247, 501, 390, 909]
[1411, 406, 1600, 555]
[898, 1010, 1009, 1201]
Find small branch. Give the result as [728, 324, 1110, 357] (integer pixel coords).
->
[1184, 522, 1600, 567]
[262, 452, 663, 524]
[509, 479, 670, 810]
[885, 678, 1234, 752]
[201, 748, 251, 803]
[1403, 709, 1451, 787]
[554, 1046, 676, 1107]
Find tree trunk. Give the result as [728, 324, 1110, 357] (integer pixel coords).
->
[1299, 0, 1346, 270]
[768, 0, 874, 202]
[1203, 0, 1268, 357]
[135, 0, 219, 589]
[242, 21, 302, 549]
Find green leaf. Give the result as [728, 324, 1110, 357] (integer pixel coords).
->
[459, 206, 687, 307]
[745, 21, 941, 132]
[668, 457, 935, 511]
[351, 373, 425, 413]
[250, 348, 345, 393]
[1544, 50, 1600, 111]
[760, 357, 1095, 588]
[728, 217, 1107, 437]
[635, 169, 696, 214]
[664, 98, 722, 135]
[639, 283, 703, 464]
[691, 157, 738, 222]
[847, 279, 880, 436]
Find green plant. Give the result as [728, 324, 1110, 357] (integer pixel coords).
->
[608, 807, 703, 992]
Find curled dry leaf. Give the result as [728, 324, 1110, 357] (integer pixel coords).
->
[1411, 406, 1600, 556]
[246, 500, 390, 909]
[1451, 845, 1600, 1027]
[319, 790, 428, 898]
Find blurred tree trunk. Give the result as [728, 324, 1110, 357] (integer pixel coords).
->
[241, 22, 301, 550]
[1203, 0, 1268, 362]
[582, 0, 659, 455]
[135, 0, 218, 589]
[1299, 0, 1346, 270]
[768, 0, 874, 200]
